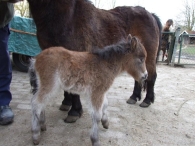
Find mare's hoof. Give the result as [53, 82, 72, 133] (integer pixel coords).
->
[139, 102, 150, 108]
[59, 104, 71, 111]
[126, 98, 137, 104]
[64, 115, 80, 123]
[64, 109, 83, 123]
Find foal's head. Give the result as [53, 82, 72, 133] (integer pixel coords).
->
[123, 34, 148, 86]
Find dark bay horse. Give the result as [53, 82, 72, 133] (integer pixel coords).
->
[27, 0, 162, 122]
[29, 35, 148, 145]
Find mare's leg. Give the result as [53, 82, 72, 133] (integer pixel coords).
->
[59, 91, 72, 111]
[64, 93, 83, 123]
[101, 96, 109, 129]
[140, 72, 157, 107]
[126, 81, 142, 104]
[127, 68, 157, 107]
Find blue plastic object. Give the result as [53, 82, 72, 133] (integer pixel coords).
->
[8, 16, 41, 56]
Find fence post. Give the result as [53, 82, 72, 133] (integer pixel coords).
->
[171, 27, 181, 66]
[178, 34, 183, 64]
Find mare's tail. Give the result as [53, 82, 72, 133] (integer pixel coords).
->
[152, 13, 162, 62]
[28, 58, 38, 95]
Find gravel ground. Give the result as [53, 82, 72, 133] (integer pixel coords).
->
[0, 63, 195, 146]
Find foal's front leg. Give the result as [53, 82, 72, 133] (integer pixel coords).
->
[90, 94, 109, 146]
[101, 96, 109, 129]
[90, 107, 102, 146]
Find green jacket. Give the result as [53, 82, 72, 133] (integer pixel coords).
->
[0, 1, 14, 28]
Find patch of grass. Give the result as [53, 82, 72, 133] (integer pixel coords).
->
[182, 46, 195, 55]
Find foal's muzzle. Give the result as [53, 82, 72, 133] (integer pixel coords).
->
[140, 71, 148, 88]
[142, 71, 148, 80]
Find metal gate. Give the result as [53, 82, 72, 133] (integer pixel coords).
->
[158, 28, 195, 66]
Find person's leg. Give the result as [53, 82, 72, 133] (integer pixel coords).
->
[0, 24, 14, 125]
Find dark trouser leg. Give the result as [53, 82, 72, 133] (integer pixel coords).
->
[0, 24, 12, 106]
[126, 81, 141, 104]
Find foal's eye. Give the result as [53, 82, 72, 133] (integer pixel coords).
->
[139, 58, 144, 63]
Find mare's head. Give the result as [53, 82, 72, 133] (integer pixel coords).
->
[123, 34, 148, 86]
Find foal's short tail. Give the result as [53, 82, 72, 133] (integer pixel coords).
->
[28, 58, 38, 95]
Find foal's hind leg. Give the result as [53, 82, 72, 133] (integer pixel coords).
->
[101, 96, 109, 129]
[40, 110, 46, 131]
[31, 94, 46, 145]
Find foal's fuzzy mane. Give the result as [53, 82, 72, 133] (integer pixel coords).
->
[91, 40, 130, 60]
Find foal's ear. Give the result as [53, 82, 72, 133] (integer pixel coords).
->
[130, 37, 138, 51]
[127, 34, 132, 42]
[126, 34, 138, 52]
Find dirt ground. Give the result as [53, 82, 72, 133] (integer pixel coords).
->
[0, 63, 195, 146]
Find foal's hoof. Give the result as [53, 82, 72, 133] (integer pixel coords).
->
[32, 136, 40, 145]
[41, 124, 47, 131]
[64, 115, 80, 123]
[93, 142, 101, 146]
[59, 104, 71, 111]
[102, 121, 109, 129]
[139, 102, 150, 108]
[126, 98, 137, 104]
[33, 139, 40, 145]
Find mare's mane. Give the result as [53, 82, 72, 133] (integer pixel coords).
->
[92, 40, 131, 60]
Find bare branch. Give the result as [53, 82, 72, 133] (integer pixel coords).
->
[111, 0, 116, 8]
[14, 0, 29, 17]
